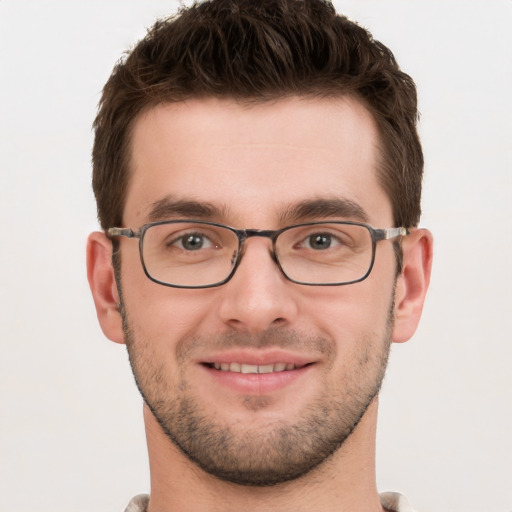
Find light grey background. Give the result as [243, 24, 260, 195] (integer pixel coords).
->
[1, 1, 511, 511]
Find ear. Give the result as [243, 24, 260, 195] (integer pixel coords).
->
[392, 228, 433, 343]
[86, 231, 125, 344]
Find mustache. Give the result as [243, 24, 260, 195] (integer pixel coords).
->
[176, 328, 335, 363]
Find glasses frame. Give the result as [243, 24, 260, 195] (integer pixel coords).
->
[108, 220, 409, 289]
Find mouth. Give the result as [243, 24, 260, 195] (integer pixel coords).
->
[200, 359, 314, 395]
[197, 349, 317, 395]
[204, 362, 307, 374]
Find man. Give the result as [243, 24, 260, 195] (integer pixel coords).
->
[87, 1, 433, 511]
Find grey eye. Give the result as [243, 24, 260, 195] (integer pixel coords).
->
[181, 233, 205, 250]
[308, 233, 334, 250]
[168, 232, 214, 251]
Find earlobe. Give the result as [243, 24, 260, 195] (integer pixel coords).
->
[86, 231, 125, 344]
[392, 229, 433, 344]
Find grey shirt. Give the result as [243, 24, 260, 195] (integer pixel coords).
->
[125, 492, 418, 511]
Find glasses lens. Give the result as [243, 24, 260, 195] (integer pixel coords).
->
[276, 223, 373, 285]
[141, 222, 239, 287]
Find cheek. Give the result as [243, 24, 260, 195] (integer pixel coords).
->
[309, 285, 394, 387]
[121, 263, 218, 347]
[306, 278, 394, 342]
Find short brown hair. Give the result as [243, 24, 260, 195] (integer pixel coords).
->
[92, 0, 423, 230]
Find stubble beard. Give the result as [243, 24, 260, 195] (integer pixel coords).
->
[119, 297, 393, 487]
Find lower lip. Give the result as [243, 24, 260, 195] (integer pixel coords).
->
[201, 364, 313, 395]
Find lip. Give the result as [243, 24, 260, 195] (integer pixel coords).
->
[197, 349, 316, 395]
[196, 348, 315, 367]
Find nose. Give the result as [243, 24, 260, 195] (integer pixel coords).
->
[218, 238, 299, 333]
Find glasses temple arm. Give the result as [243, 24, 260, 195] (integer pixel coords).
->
[107, 227, 137, 238]
[374, 227, 409, 241]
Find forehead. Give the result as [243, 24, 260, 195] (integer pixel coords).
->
[125, 96, 391, 226]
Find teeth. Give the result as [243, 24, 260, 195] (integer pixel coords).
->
[212, 362, 297, 373]
[241, 364, 258, 374]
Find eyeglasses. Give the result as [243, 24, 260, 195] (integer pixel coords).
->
[108, 220, 408, 289]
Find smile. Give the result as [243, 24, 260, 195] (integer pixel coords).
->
[201, 358, 314, 394]
[208, 362, 302, 374]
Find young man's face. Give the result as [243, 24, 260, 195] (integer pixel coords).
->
[107, 96, 405, 485]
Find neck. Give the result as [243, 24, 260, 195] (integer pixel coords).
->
[144, 400, 384, 512]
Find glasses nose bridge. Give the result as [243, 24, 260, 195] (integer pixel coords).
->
[243, 228, 278, 240]
[236, 228, 280, 263]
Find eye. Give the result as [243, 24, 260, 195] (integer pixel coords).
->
[170, 232, 215, 251]
[303, 233, 340, 250]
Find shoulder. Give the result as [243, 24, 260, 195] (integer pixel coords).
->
[125, 492, 417, 512]
[380, 492, 419, 512]
[124, 494, 149, 512]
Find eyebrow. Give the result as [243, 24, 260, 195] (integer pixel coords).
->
[278, 197, 369, 224]
[146, 196, 228, 222]
[145, 195, 368, 225]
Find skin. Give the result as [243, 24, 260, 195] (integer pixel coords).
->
[87, 96, 433, 512]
